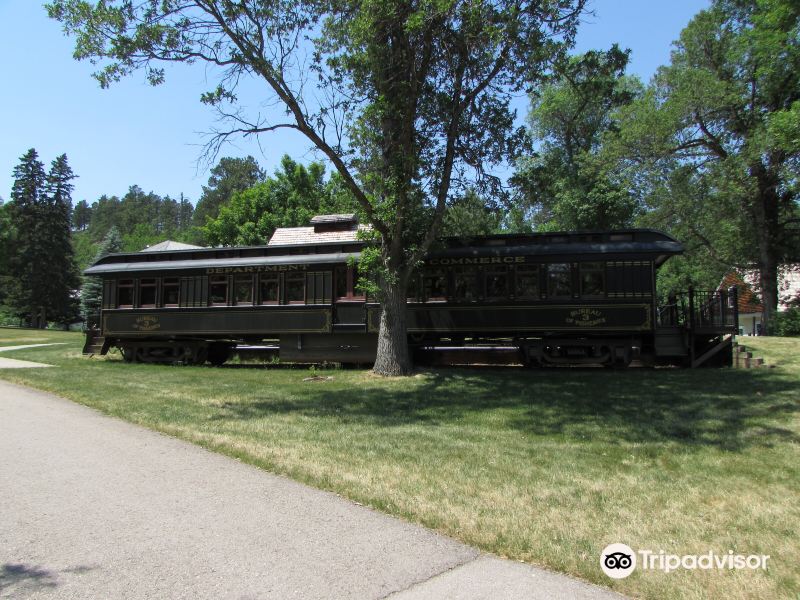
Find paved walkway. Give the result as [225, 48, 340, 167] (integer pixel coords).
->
[0, 343, 66, 353]
[0, 381, 624, 600]
[0, 344, 65, 369]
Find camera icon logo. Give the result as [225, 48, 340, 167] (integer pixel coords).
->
[600, 543, 636, 579]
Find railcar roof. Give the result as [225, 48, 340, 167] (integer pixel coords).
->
[85, 229, 682, 275]
[84, 251, 361, 275]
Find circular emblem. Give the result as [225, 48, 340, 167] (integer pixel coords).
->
[600, 543, 636, 579]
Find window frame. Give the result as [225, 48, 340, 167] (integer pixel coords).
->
[162, 277, 180, 307]
[484, 265, 510, 301]
[514, 265, 540, 300]
[546, 263, 573, 299]
[335, 266, 365, 302]
[579, 262, 606, 298]
[117, 279, 134, 308]
[209, 275, 229, 306]
[284, 272, 306, 305]
[422, 267, 448, 302]
[233, 274, 255, 306]
[259, 273, 280, 305]
[451, 266, 479, 303]
[138, 278, 158, 308]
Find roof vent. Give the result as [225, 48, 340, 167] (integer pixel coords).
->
[310, 213, 358, 232]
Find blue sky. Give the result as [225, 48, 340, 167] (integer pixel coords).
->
[0, 0, 709, 206]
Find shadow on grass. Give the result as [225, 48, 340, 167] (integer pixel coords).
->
[215, 368, 799, 451]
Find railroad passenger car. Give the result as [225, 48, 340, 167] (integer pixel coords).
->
[83, 214, 738, 367]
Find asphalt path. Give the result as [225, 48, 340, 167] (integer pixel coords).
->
[0, 380, 624, 599]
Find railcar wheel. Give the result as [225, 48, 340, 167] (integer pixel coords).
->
[121, 346, 136, 363]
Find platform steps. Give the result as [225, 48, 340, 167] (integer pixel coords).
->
[82, 334, 107, 356]
[732, 341, 766, 368]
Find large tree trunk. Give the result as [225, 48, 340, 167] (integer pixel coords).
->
[759, 258, 779, 335]
[752, 163, 781, 334]
[373, 277, 412, 376]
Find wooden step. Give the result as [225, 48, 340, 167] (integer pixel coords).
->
[744, 357, 765, 368]
[82, 336, 106, 355]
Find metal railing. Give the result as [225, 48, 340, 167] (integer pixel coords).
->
[657, 286, 739, 331]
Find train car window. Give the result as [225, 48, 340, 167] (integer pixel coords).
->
[485, 266, 509, 300]
[547, 263, 572, 298]
[209, 275, 229, 305]
[515, 266, 539, 300]
[423, 268, 447, 301]
[285, 273, 306, 304]
[335, 266, 365, 300]
[452, 267, 478, 302]
[234, 275, 254, 305]
[580, 263, 605, 297]
[163, 278, 179, 306]
[139, 278, 157, 307]
[259, 274, 280, 304]
[117, 279, 134, 308]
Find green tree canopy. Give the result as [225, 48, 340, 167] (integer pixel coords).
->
[513, 46, 643, 231]
[611, 0, 800, 331]
[48, 0, 586, 374]
[204, 156, 359, 247]
[440, 190, 503, 238]
[193, 156, 266, 229]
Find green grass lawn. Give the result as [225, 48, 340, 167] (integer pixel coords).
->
[0, 327, 797, 599]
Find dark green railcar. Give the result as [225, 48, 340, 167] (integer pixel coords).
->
[83, 216, 738, 367]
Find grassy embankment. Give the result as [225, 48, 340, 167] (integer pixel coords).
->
[0, 328, 797, 600]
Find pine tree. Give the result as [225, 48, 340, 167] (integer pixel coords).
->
[80, 226, 122, 321]
[72, 199, 92, 230]
[6, 150, 81, 327]
[6, 149, 48, 327]
[44, 154, 82, 324]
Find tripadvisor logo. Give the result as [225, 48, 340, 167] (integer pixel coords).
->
[601, 543, 636, 579]
[600, 543, 770, 579]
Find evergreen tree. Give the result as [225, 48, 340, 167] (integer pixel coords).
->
[6, 149, 49, 327]
[177, 193, 194, 230]
[80, 226, 122, 320]
[44, 154, 82, 324]
[72, 199, 92, 230]
[6, 150, 81, 327]
[193, 156, 265, 228]
[0, 200, 13, 310]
